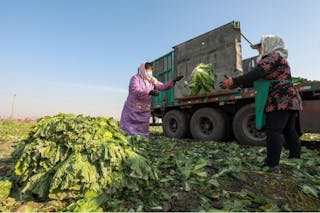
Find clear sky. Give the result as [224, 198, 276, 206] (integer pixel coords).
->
[1, 0, 319, 119]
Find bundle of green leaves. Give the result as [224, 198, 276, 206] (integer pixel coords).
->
[184, 63, 218, 96]
[11, 114, 157, 202]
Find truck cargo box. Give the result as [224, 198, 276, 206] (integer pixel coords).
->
[242, 56, 258, 74]
[152, 52, 178, 108]
[173, 21, 243, 99]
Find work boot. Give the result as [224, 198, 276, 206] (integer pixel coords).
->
[260, 163, 281, 174]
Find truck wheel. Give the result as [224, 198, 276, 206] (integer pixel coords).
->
[163, 110, 189, 138]
[233, 103, 266, 146]
[190, 108, 226, 141]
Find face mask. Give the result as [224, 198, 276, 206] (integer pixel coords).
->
[146, 72, 153, 79]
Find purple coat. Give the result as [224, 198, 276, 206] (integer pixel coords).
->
[120, 74, 174, 136]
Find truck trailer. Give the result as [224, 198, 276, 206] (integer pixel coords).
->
[150, 21, 320, 146]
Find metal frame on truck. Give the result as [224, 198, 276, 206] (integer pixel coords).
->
[150, 21, 320, 146]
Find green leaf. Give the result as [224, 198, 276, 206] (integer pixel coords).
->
[195, 171, 207, 177]
[300, 184, 319, 198]
[208, 178, 220, 188]
[193, 158, 208, 171]
[183, 181, 191, 191]
[0, 180, 12, 202]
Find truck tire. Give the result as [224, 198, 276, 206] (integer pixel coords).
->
[163, 110, 189, 138]
[233, 103, 267, 146]
[190, 108, 226, 141]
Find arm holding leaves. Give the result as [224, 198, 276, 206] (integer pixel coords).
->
[154, 75, 184, 91]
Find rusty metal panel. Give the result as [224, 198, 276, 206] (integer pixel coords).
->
[299, 100, 320, 133]
[173, 21, 243, 99]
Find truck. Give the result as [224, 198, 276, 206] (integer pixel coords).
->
[150, 21, 320, 146]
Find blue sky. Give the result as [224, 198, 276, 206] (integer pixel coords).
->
[0, 0, 319, 119]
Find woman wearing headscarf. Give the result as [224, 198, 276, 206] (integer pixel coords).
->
[120, 62, 183, 136]
[220, 35, 303, 170]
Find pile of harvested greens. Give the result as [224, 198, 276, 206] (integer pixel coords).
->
[9, 114, 156, 211]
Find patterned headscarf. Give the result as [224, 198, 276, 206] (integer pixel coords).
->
[257, 35, 288, 62]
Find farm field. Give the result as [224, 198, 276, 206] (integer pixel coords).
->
[0, 117, 319, 212]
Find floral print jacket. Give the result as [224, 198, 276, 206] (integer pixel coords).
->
[233, 53, 303, 112]
[259, 53, 302, 112]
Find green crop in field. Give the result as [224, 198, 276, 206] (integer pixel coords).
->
[2, 115, 320, 212]
[0, 120, 32, 144]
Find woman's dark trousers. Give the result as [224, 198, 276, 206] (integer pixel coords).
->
[265, 110, 301, 167]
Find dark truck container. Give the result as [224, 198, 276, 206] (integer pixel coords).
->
[151, 21, 320, 146]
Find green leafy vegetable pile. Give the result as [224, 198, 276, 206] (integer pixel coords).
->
[11, 114, 156, 203]
[184, 63, 217, 96]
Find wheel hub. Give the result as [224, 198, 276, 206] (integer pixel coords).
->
[169, 119, 178, 133]
[243, 114, 266, 141]
[199, 117, 214, 135]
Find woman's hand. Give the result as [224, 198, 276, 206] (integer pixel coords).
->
[149, 90, 160, 96]
[219, 75, 234, 89]
[173, 75, 184, 83]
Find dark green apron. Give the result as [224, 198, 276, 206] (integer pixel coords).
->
[253, 79, 291, 130]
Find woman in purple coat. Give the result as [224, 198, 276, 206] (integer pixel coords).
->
[120, 62, 183, 136]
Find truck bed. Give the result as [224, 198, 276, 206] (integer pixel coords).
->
[176, 81, 320, 107]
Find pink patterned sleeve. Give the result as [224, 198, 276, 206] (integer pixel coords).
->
[129, 75, 149, 98]
[154, 80, 174, 91]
